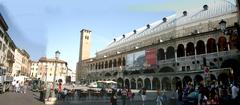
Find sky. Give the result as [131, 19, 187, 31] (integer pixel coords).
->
[0, 0, 235, 71]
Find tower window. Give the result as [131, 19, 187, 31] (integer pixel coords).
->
[85, 36, 89, 40]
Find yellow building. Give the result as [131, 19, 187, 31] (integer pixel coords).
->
[12, 48, 30, 77]
[0, 13, 16, 75]
[31, 57, 68, 84]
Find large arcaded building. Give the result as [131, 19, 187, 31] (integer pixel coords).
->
[77, 1, 240, 90]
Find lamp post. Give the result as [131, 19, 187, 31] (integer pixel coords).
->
[52, 51, 60, 98]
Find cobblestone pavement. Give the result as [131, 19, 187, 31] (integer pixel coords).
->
[0, 90, 176, 105]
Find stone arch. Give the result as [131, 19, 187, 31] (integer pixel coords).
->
[159, 66, 174, 72]
[177, 44, 185, 57]
[144, 78, 151, 90]
[157, 48, 165, 60]
[113, 59, 117, 67]
[207, 38, 217, 53]
[101, 62, 104, 69]
[117, 78, 124, 88]
[183, 76, 192, 87]
[221, 59, 240, 81]
[218, 73, 229, 86]
[218, 36, 228, 51]
[152, 77, 160, 90]
[186, 42, 195, 56]
[131, 78, 136, 89]
[105, 72, 111, 77]
[105, 61, 108, 68]
[229, 32, 239, 49]
[125, 79, 130, 88]
[196, 40, 205, 55]
[172, 77, 182, 90]
[122, 57, 126, 66]
[166, 46, 175, 59]
[118, 58, 122, 66]
[162, 77, 171, 91]
[109, 60, 112, 68]
[113, 72, 118, 76]
[137, 78, 143, 89]
[194, 75, 203, 86]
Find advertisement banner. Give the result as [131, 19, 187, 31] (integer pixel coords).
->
[145, 48, 157, 69]
[126, 50, 145, 71]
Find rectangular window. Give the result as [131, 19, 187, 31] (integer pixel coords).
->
[187, 66, 190, 71]
[182, 66, 185, 71]
[2, 44, 6, 52]
[0, 32, 3, 38]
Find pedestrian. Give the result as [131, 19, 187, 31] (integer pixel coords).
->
[127, 88, 133, 105]
[176, 87, 183, 105]
[20, 81, 24, 93]
[11, 80, 16, 92]
[110, 91, 117, 105]
[15, 81, 20, 93]
[156, 89, 164, 105]
[231, 83, 239, 104]
[23, 81, 28, 93]
[121, 87, 127, 105]
[139, 87, 147, 105]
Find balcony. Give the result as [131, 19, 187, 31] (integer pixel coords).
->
[88, 66, 125, 73]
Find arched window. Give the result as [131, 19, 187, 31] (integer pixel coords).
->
[166, 46, 175, 59]
[109, 60, 112, 68]
[218, 37, 228, 51]
[186, 42, 195, 56]
[177, 44, 185, 57]
[118, 58, 122, 66]
[207, 38, 217, 53]
[196, 40, 205, 55]
[105, 61, 108, 68]
[157, 48, 165, 60]
[113, 59, 117, 67]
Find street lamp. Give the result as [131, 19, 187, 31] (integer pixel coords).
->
[46, 50, 60, 104]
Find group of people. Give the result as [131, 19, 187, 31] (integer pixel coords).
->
[11, 80, 28, 93]
[175, 80, 240, 105]
[110, 86, 135, 105]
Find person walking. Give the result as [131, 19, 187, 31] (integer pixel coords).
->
[110, 91, 118, 105]
[156, 89, 164, 105]
[231, 83, 239, 104]
[15, 81, 20, 93]
[127, 88, 133, 105]
[121, 87, 127, 105]
[139, 87, 147, 105]
[176, 87, 183, 105]
[11, 80, 16, 92]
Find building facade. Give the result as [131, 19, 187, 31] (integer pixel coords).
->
[0, 13, 16, 75]
[12, 48, 30, 77]
[30, 57, 68, 84]
[78, 1, 240, 90]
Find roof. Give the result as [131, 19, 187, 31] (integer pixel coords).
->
[38, 57, 67, 63]
[97, 0, 236, 55]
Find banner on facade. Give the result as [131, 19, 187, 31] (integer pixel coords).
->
[126, 50, 145, 71]
[145, 48, 157, 69]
